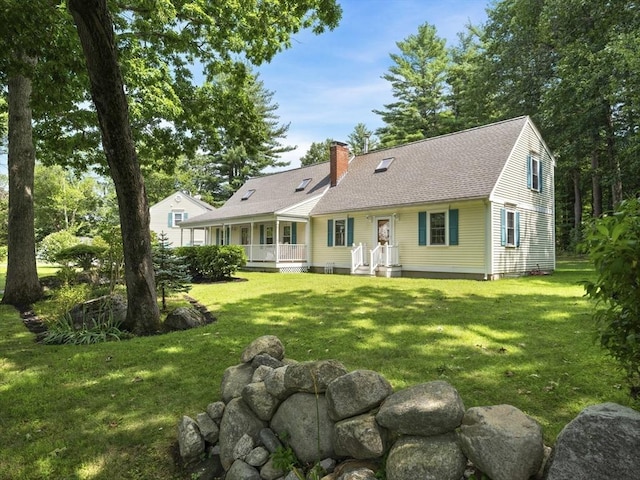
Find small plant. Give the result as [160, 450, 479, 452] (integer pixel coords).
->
[41, 310, 129, 345]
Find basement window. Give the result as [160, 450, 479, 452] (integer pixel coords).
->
[241, 189, 256, 201]
[375, 157, 394, 173]
[296, 178, 312, 191]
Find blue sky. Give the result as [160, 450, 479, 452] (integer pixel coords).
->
[257, 0, 489, 170]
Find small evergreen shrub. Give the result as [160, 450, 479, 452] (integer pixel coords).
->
[152, 232, 192, 310]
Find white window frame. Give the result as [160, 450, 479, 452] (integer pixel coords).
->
[172, 211, 184, 227]
[530, 154, 541, 192]
[282, 224, 291, 244]
[240, 227, 250, 245]
[429, 212, 446, 245]
[334, 219, 346, 247]
[505, 209, 516, 247]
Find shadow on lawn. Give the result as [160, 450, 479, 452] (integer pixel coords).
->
[0, 264, 630, 479]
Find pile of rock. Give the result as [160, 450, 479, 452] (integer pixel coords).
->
[177, 335, 640, 480]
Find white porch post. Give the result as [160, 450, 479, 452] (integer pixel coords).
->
[275, 219, 280, 263]
[250, 221, 254, 261]
[305, 218, 311, 265]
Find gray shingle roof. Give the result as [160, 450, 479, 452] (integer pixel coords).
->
[181, 161, 331, 226]
[311, 116, 528, 215]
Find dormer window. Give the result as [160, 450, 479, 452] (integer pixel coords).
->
[375, 157, 394, 173]
[296, 178, 312, 191]
[241, 189, 255, 201]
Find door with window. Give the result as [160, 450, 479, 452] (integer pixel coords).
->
[377, 218, 391, 245]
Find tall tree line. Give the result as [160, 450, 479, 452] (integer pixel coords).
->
[376, 0, 640, 251]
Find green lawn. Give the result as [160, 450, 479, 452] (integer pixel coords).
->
[0, 260, 634, 479]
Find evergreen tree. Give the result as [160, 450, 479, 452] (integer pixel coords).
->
[300, 138, 333, 166]
[347, 123, 379, 155]
[152, 232, 192, 311]
[374, 23, 452, 147]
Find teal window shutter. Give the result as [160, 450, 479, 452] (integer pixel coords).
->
[327, 219, 334, 246]
[418, 212, 427, 246]
[515, 212, 521, 247]
[449, 209, 459, 246]
[526, 154, 532, 189]
[259, 225, 264, 244]
[347, 217, 354, 246]
[500, 209, 506, 246]
[167, 213, 173, 227]
[291, 223, 297, 244]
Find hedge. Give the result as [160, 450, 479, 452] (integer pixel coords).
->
[174, 245, 246, 282]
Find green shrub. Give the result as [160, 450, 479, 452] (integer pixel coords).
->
[55, 244, 107, 271]
[37, 230, 79, 264]
[176, 245, 246, 282]
[581, 197, 640, 397]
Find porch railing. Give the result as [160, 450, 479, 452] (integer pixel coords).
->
[370, 243, 400, 275]
[351, 243, 364, 273]
[242, 244, 307, 262]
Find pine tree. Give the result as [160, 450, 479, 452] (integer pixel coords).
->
[152, 232, 192, 311]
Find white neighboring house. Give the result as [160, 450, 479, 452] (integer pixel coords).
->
[149, 191, 215, 246]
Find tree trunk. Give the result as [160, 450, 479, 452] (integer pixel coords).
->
[605, 108, 623, 207]
[591, 150, 602, 218]
[1, 66, 43, 308]
[573, 169, 582, 231]
[68, 0, 160, 335]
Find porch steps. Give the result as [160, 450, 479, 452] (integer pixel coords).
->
[351, 265, 373, 276]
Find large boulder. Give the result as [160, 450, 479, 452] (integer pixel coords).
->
[544, 402, 640, 480]
[225, 459, 261, 480]
[284, 360, 348, 394]
[177, 415, 205, 463]
[326, 370, 393, 421]
[270, 392, 335, 463]
[218, 398, 267, 470]
[376, 380, 465, 436]
[196, 412, 220, 444]
[163, 306, 211, 332]
[66, 294, 127, 330]
[242, 381, 281, 421]
[221, 363, 255, 403]
[385, 433, 466, 480]
[458, 404, 544, 480]
[241, 335, 285, 363]
[334, 412, 389, 459]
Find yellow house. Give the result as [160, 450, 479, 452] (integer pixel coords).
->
[180, 116, 555, 279]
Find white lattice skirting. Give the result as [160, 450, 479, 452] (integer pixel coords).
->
[279, 266, 309, 273]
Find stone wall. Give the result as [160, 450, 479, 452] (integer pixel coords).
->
[177, 335, 640, 480]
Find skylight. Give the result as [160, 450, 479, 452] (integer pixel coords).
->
[295, 178, 312, 191]
[375, 157, 394, 173]
[241, 189, 255, 200]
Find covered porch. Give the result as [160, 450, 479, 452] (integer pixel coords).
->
[182, 215, 311, 272]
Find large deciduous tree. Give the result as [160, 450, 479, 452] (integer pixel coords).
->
[68, 0, 160, 335]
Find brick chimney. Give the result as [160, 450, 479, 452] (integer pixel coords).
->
[330, 141, 349, 187]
